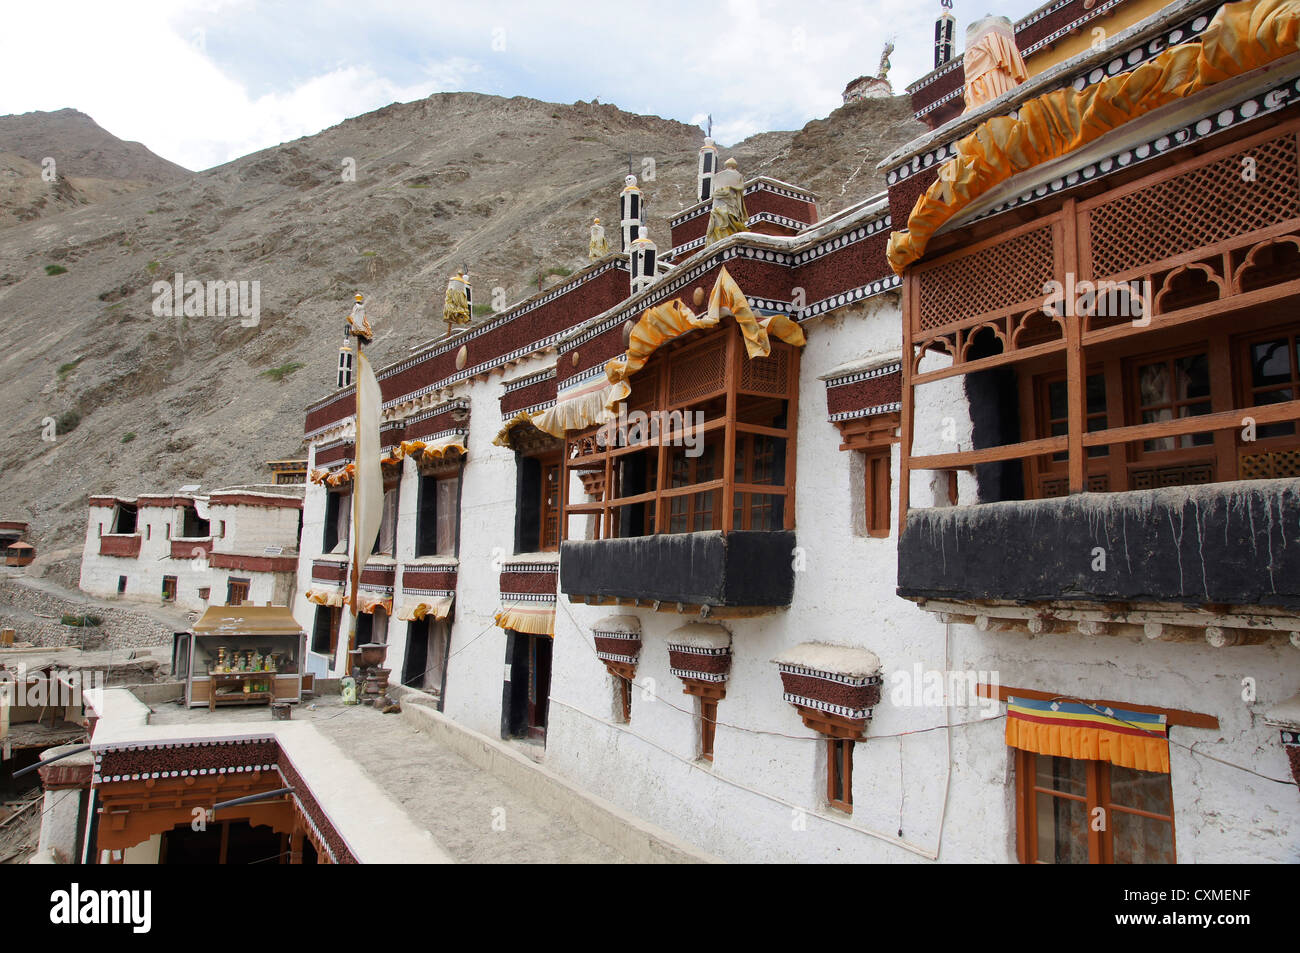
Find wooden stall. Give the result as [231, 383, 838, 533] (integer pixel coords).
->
[181, 606, 306, 710]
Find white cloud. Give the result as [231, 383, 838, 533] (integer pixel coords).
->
[1, 0, 1040, 167]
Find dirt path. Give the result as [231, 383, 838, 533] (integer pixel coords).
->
[0, 568, 197, 631]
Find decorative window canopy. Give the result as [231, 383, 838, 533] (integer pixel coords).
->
[1005, 695, 1170, 773]
[774, 642, 883, 737]
[355, 589, 393, 616]
[311, 463, 356, 488]
[604, 267, 805, 410]
[667, 623, 732, 697]
[395, 594, 454, 622]
[592, 615, 642, 665]
[532, 375, 619, 439]
[495, 598, 556, 637]
[306, 584, 345, 608]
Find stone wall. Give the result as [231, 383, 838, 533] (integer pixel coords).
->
[0, 579, 176, 650]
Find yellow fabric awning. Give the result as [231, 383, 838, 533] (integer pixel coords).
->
[532, 381, 619, 438]
[1005, 695, 1170, 773]
[494, 601, 556, 637]
[355, 590, 393, 615]
[605, 266, 805, 408]
[383, 435, 467, 466]
[322, 463, 355, 487]
[493, 410, 538, 448]
[887, 0, 1300, 273]
[494, 268, 805, 444]
[305, 585, 344, 608]
[395, 595, 454, 622]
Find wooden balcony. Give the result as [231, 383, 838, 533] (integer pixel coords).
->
[897, 479, 1300, 613]
[560, 531, 796, 611]
[98, 534, 141, 558]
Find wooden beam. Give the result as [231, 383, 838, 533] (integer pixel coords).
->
[911, 434, 1066, 470]
[977, 683, 1219, 730]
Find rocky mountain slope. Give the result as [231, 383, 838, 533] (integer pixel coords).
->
[0, 109, 191, 227]
[0, 91, 922, 579]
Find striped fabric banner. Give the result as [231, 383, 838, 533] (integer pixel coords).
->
[1005, 695, 1170, 773]
[494, 601, 556, 638]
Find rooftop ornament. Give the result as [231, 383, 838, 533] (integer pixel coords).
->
[588, 217, 611, 260]
[962, 16, 1027, 113]
[705, 158, 747, 244]
[443, 270, 472, 337]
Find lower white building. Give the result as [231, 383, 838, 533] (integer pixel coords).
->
[79, 489, 303, 613]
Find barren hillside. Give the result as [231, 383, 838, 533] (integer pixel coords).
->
[0, 91, 922, 580]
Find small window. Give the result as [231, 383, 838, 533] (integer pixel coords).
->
[218, 520, 227, 538]
[112, 503, 137, 535]
[117, 575, 127, 594]
[416, 473, 460, 557]
[226, 578, 250, 606]
[1017, 751, 1175, 863]
[828, 738, 854, 813]
[614, 671, 632, 724]
[1039, 372, 1109, 461]
[146, 524, 151, 540]
[323, 491, 349, 554]
[311, 605, 340, 664]
[515, 453, 561, 553]
[699, 698, 719, 762]
[374, 485, 399, 556]
[161, 576, 177, 602]
[182, 507, 210, 538]
[198, 587, 210, 602]
[864, 450, 891, 537]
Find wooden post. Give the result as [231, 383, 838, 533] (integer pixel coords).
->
[722, 322, 738, 532]
[783, 344, 799, 531]
[1062, 202, 1085, 494]
[898, 275, 915, 538]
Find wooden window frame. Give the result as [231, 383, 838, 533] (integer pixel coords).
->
[562, 318, 799, 542]
[864, 449, 891, 538]
[161, 575, 177, 603]
[226, 578, 250, 607]
[1236, 323, 1300, 450]
[1014, 749, 1176, 864]
[827, 738, 854, 813]
[1126, 342, 1216, 461]
[539, 456, 562, 552]
[699, 698, 719, 762]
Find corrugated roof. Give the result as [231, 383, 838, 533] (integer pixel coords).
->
[192, 605, 303, 636]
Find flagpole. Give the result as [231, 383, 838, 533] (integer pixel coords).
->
[346, 326, 362, 679]
[343, 298, 366, 681]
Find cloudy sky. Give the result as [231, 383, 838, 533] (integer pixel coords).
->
[3, 0, 1042, 171]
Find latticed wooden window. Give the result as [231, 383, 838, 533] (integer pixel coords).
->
[563, 318, 798, 541]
